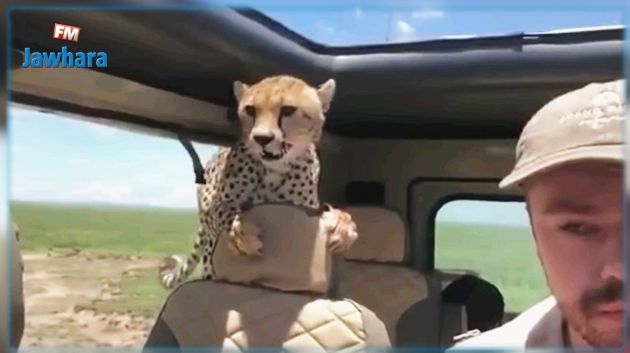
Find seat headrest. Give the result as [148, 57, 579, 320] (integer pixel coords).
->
[212, 203, 332, 294]
[343, 206, 407, 263]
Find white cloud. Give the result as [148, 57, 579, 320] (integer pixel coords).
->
[58, 117, 122, 140]
[316, 21, 335, 34]
[12, 181, 132, 204]
[65, 156, 91, 166]
[411, 9, 445, 21]
[83, 122, 121, 139]
[146, 184, 196, 209]
[353, 7, 363, 19]
[7, 103, 221, 210]
[393, 20, 417, 42]
[10, 143, 24, 154]
[11, 106, 123, 140]
[64, 182, 133, 204]
[12, 177, 199, 209]
[396, 20, 416, 35]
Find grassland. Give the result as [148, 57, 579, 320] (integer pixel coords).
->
[11, 201, 202, 321]
[12, 201, 199, 255]
[11, 201, 549, 319]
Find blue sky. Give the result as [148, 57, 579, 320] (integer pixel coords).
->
[9, 106, 218, 209]
[254, 6, 623, 45]
[7, 2, 624, 226]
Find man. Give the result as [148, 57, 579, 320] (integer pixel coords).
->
[450, 79, 626, 351]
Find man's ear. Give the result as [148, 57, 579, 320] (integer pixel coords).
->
[317, 79, 336, 113]
[233, 81, 248, 102]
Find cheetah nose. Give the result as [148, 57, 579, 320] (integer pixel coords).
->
[253, 134, 274, 147]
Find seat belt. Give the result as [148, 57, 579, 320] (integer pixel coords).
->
[178, 136, 206, 185]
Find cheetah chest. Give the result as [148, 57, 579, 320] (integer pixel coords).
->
[255, 166, 317, 205]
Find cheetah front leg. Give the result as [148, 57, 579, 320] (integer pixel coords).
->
[321, 205, 359, 254]
[197, 202, 258, 280]
[227, 214, 263, 257]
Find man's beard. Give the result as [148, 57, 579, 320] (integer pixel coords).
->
[558, 278, 624, 348]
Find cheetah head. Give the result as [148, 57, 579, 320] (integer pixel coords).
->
[233, 75, 335, 163]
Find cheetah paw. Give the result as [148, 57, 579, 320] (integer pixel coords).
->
[228, 216, 263, 257]
[322, 207, 358, 253]
[158, 255, 181, 289]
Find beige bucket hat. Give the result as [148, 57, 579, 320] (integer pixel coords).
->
[499, 79, 626, 189]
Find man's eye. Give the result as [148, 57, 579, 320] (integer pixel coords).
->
[560, 222, 594, 236]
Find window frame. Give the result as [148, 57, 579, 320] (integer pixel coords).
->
[430, 195, 549, 318]
[406, 177, 523, 272]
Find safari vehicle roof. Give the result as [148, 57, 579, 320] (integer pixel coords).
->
[9, 3, 625, 144]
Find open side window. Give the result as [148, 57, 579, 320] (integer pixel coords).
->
[434, 198, 550, 321]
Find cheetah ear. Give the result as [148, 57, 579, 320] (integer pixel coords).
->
[233, 81, 248, 102]
[317, 79, 336, 113]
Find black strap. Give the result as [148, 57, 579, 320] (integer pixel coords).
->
[178, 136, 206, 185]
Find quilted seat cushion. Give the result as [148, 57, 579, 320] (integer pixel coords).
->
[145, 280, 391, 351]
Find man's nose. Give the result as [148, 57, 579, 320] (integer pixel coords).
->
[600, 234, 622, 280]
[601, 260, 622, 280]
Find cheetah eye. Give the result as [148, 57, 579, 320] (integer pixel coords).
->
[280, 105, 297, 116]
[244, 105, 256, 117]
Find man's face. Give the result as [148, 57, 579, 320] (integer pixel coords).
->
[525, 161, 625, 348]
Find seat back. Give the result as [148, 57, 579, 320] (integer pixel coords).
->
[211, 204, 333, 294]
[441, 275, 505, 338]
[336, 206, 443, 346]
[144, 204, 391, 351]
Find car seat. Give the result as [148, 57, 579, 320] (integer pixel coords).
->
[143, 203, 391, 352]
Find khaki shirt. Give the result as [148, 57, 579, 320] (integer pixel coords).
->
[448, 296, 568, 350]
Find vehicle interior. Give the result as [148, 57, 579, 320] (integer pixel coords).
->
[7, 3, 625, 351]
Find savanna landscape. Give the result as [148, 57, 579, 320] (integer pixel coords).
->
[11, 201, 549, 347]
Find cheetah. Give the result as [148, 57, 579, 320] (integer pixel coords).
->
[159, 75, 356, 289]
